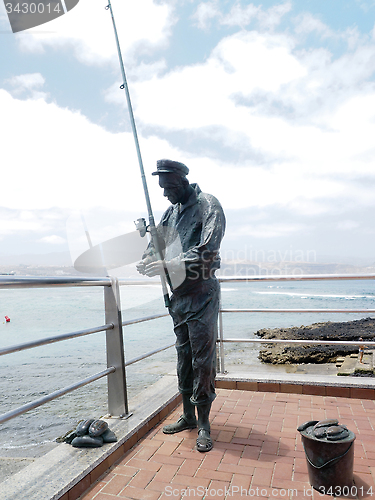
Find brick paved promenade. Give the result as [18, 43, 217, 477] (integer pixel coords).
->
[79, 388, 375, 500]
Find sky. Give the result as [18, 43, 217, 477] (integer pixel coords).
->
[1, 0, 375, 268]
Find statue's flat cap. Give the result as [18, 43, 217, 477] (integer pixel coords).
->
[152, 159, 189, 176]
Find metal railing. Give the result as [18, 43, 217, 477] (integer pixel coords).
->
[217, 274, 375, 373]
[1, 273, 375, 427]
[0, 276, 171, 426]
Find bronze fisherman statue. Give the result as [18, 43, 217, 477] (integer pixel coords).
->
[137, 159, 225, 452]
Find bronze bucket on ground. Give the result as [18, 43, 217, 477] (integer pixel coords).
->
[298, 419, 356, 494]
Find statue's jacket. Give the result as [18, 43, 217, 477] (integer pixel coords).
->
[144, 183, 226, 296]
[144, 183, 225, 403]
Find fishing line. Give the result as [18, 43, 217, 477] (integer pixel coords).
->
[105, 0, 172, 307]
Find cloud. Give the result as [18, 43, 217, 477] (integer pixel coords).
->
[219, 3, 260, 28]
[3, 0, 375, 262]
[355, 0, 375, 13]
[293, 12, 335, 39]
[5, 72, 48, 99]
[192, 1, 222, 30]
[193, 1, 292, 31]
[6, 73, 45, 90]
[0, 208, 67, 241]
[132, 31, 305, 130]
[3, 14, 375, 221]
[337, 220, 360, 231]
[0, 87, 193, 214]
[39, 235, 66, 244]
[256, 1, 292, 30]
[110, 21, 375, 217]
[14, 0, 174, 67]
[233, 222, 305, 239]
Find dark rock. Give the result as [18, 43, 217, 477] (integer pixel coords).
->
[56, 430, 77, 444]
[102, 429, 118, 443]
[75, 418, 95, 436]
[256, 317, 375, 364]
[89, 419, 109, 437]
[71, 435, 104, 448]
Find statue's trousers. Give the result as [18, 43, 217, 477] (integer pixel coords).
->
[168, 277, 219, 406]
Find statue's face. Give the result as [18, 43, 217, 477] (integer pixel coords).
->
[158, 174, 187, 205]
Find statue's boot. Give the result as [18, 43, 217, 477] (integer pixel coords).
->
[196, 403, 213, 452]
[163, 394, 197, 434]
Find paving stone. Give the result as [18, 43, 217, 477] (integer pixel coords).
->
[44, 385, 375, 500]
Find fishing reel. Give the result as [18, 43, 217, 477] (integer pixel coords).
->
[134, 218, 149, 238]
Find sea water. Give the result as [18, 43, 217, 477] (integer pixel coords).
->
[0, 279, 374, 458]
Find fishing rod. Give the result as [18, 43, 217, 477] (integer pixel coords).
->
[105, 0, 171, 307]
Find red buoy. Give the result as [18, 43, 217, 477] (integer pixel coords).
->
[5, 316, 10, 322]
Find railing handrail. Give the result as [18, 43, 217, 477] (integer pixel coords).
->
[1, 272, 374, 427]
[114, 273, 375, 286]
[122, 313, 169, 327]
[218, 274, 375, 282]
[221, 338, 375, 346]
[1, 272, 374, 288]
[0, 275, 112, 288]
[0, 323, 114, 357]
[216, 272, 375, 373]
[0, 367, 116, 425]
[125, 342, 175, 366]
[0, 275, 172, 425]
[221, 308, 375, 313]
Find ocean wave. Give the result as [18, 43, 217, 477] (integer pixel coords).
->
[253, 291, 374, 300]
[0, 440, 53, 450]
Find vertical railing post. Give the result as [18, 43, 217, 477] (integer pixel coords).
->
[104, 277, 129, 416]
[218, 287, 225, 374]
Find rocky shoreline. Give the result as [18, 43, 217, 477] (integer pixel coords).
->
[256, 317, 375, 364]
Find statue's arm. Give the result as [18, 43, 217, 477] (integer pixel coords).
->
[136, 209, 170, 275]
[179, 199, 226, 267]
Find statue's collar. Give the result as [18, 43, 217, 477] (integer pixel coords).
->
[180, 183, 200, 212]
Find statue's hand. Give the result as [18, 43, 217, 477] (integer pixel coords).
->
[136, 256, 155, 275]
[144, 260, 164, 277]
[136, 261, 146, 275]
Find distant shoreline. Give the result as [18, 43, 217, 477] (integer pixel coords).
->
[1, 260, 374, 278]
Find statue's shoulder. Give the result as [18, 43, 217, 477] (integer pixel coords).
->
[197, 190, 223, 212]
[159, 205, 175, 224]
